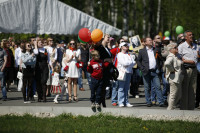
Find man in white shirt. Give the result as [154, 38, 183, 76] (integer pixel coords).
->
[137, 37, 165, 107]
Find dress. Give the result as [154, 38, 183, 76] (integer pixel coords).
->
[66, 49, 80, 78]
[51, 72, 61, 94]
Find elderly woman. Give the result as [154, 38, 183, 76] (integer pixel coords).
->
[165, 43, 184, 110]
[117, 42, 135, 107]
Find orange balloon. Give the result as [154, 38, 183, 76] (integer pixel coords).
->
[91, 29, 103, 43]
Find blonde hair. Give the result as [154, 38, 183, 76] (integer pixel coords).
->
[167, 43, 177, 51]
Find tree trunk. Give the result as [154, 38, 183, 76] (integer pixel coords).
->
[142, 0, 146, 38]
[133, 0, 137, 35]
[156, 0, 161, 33]
[90, 0, 94, 16]
[114, 1, 118, 27]
[123, 0, 128, 36]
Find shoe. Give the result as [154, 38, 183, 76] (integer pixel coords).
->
[34, 95, 38, 98]
[54, 100, 58, 104]
[152, 101, 156, 106]
[91, 103, 96, 109]
[126, 103, 133, 107]
[96, 103, 101, 109]
[135, 95, 140, 98]
[73, 96, 78, 102]
[147, 104, 152, 107]
[2, 98, 7, 101]
[79, 88, 85, 91]
[112, 103, 117, 106]
[26, 101, 31, 103]
[159, 104, 167, 107]
[68, 96, 72, 102]
[119, 104, 124, 107]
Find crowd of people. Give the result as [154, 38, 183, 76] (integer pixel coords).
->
[0, 30, 200, 110]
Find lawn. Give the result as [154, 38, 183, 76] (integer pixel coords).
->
[0, 114, 199, 133]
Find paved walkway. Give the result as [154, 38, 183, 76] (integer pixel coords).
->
[0, 79, 200, 121]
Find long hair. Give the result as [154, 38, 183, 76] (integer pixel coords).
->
[22, 42, 33, 54]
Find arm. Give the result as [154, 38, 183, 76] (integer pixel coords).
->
[117, 54, 132, 67]
[21, 53, 32, 63]
[136, 50, 144, 71]
[164, 56, 175, 72]
[87, 62, 93, 74]
[1, 56, 7, 72]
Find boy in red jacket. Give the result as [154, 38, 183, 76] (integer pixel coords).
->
[87, 50, 108, 109]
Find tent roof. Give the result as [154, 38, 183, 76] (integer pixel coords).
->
[0, 0, 121, 35]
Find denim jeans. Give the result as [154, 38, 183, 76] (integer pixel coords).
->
[78, 68, 91, 89]
[90, 77, 103, 104]
[151, 81, 156, 102]
[111, 80, 118, 104]
[162, 72, 170, 101]
[143, 71, 164, 105]
[0, 71, 6, 99]
[118, 73, 132, 105]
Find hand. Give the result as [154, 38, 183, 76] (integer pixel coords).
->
[32, 53, 35, 56]
[88, 62, 90, 66]
[1, 68, 4, 72]
[73, 52, 76, 57]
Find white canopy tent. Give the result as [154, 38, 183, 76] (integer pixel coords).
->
[0, 0, 121, 35]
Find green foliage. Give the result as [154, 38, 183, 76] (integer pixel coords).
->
[0, 113, 200, 133]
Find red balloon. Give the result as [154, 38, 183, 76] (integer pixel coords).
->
[78, 28, 91, 42]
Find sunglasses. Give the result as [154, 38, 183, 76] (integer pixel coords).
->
[70, 43, 75, 45]
[156, 38, 161, 39]
[27, 45, 31, 48]
[123, 44, 128, 47]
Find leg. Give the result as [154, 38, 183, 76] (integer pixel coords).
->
[73, 78, 78, 101]
[118, 80, 126, 106]
[90, 77, 96, 103]
[151, 72, 164, 105]
[68, 78, 72, 102]
[143, 73, 152, 105]
[111, 80, 119, 104]
[96, 79, 103, 104]
[188, 68, 197, 110]
[124, 73, 132, 105]
[196, 73, 200, 107]
[78, 68, 83, 89]
[0, 72, 7, 100]
[22, 78, 27, 101]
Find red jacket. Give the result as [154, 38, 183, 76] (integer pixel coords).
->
[87, 59, 109, 80]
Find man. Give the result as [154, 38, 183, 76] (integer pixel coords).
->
[0, 46, 7, 101]
[178, 30, 198, 110]
[137, 37, 165, 107]
[177, 33, 185, 45]
[154, 35, 169, 105]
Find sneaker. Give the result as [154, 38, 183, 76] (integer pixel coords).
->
[119, 104, 124, 107]
[147, 104, 152, 107]
[135, 95, 140, 98]
[53, 99, 58, 104]
[112, 103, 117, 106]
[34, 95, 38, 98]
[79, 88, 85, 91]
[126, 103, 133, 107]
[26, 101, 31, 103]
[152, 101, 156, 106]
[96, 103, 101, 109]
[91, 103, 96, 109]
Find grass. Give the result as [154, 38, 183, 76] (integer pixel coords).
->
[0, 114, 199, 133]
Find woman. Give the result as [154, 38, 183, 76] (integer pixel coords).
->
[34, 39, 49, 102]
[165, 43, 184, 110]
[21, 42, 36, 103]
[65, 40, 81, 102]
[3, 40, 15, 92]
[117, 42, 135, 107]
[95, 34, 113, 107]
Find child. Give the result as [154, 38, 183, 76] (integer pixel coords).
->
[87, 50, 108, 109]
[51, 65, 61, 103]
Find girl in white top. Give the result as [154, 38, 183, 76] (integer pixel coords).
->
[64, 40, 81, 102]
[117, 42, 135, 107]
[51, 65, 61, 104]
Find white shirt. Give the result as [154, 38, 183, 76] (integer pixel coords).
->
[15, 47, 22, 67]
[45, 46, 57, 66]
[117, 52, 135, 73]
[146, 47, 156, 69]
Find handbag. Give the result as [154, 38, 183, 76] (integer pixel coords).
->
[17, 71, 23, 91]
[117, 67, 126, 81]
[64, 65, 69, 71]
[76, 62, 84, 68]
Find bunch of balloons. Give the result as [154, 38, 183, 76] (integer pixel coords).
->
[78, 28, 103, 44]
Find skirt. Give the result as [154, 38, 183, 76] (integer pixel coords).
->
[51, 85, 61, 94]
